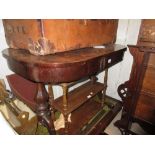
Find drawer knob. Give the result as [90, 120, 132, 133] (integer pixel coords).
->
[108, 59, 112, 64]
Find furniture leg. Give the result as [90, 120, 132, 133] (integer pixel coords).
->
[48, 84, 56, 121]
[35, 83, 56, 134]
[101, 68, 108, 107]
[64, 114, 69, 134]
[62, 83, 69, 134]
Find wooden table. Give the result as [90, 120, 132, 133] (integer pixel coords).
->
[2, 44, 126, 134]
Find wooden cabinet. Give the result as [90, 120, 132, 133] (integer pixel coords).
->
[115, 20, 155, 134]
[135, 53, 155, 125]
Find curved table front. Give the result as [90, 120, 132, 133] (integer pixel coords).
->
[3, 44, 126, 84]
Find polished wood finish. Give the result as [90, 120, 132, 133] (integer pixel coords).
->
[2, 44, 125, 83]
[3, 44, 126, 134]
[115, 20, 155, 134]
[6, 74, 37, 111]
[3, 19, 118, 55]
[2, 19, 126, 134]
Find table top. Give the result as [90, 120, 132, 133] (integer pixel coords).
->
[2, 44, 126, 83]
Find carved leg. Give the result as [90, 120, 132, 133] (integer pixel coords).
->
[114, 103, 133, 135]
[35, 83, 56, 134]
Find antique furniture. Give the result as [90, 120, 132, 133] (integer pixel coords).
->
[2, 44, 126, 134]
[115, 20, 155, 134]
[3, 19, 118, 55]
[2, 19, 126, 134]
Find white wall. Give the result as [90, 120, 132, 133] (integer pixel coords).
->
[0, 20, 13, 89]
[105, 19, 141, 99]
[0, 19, 141, 100]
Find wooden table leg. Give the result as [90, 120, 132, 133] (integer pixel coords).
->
[48, 84, 56, 122]
[62, 83, 69, 134]
[101, 68, 108, 107]
[35, 83, 56, 134]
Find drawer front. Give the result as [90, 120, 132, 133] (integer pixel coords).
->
[134, 94, 155, 124]
[105, 51, 124, 68]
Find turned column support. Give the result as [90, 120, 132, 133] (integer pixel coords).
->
[35, 83, 56, 134]
[101, 68, 108, 107]
[61, 83, 69, 134]
[48, 84, 56, 121]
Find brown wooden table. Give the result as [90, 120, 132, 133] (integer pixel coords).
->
[2, 44, 126, 134]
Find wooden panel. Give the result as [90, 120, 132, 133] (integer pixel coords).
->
[6, 74, 37, 112]
[134, 94, 155, 124]
[3, 19, 118, 55]
[138, 19, 155, 47]
[147, 53, 155, 67]
[2, 19, 40, 49]
[43, 20, 118, 53]
[53, 81, 105, 115]
[141, 67, 155, 93]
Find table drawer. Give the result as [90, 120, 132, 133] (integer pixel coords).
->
[105, 51, 124, 68]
